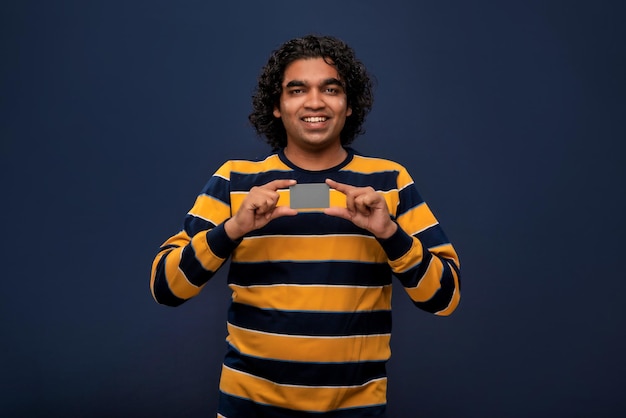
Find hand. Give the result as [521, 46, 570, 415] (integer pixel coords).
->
[225, 179, 298, 240]
[323, 178, 397, 239]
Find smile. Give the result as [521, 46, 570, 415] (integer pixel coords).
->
[302, 116, 328, 123]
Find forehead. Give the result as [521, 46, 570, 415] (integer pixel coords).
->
[282, 57, 341, 84]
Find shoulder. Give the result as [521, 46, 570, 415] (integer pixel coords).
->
[346, 149, 416, 189]
[215, 152, 285, 177]
[348, 149, 410, 174]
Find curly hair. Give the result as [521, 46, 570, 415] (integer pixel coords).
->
[249, 34, 374, 150]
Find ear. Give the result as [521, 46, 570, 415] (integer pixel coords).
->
[346, 106, 352, 117]
[273, 106, 281, 118]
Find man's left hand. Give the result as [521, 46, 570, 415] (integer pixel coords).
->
[324, 178, 397, 239]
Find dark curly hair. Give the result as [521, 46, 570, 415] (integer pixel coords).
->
[249, 34, 374, 150]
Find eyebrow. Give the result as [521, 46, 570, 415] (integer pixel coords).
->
[285, 78, 344, 88]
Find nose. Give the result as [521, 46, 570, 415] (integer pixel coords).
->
[304, 89, 325, 109]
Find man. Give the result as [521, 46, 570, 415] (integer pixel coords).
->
[151, 34, 461, 417]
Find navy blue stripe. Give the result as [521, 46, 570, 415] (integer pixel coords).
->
[224, 345, 386, 386]
[234, 171, 361, 189]
[414, 258, 457, 313]
[248, 213, 369, 237]
[228, 302, 392, 336]
[183, 214, 215, 237]
[218, 391, 387, 417]
[228, 261, 392, 287]
[200, 175, 231, 205]
[416, 224, 450, 250]
[158, 243, 178, 251]
[230, 170, 295, 192]
[153, 251, 186, 307]
[231, 170, 400, 193]
[179, 244, 214, 287]
[396, 186, 424, 217]
[330, 170, 399, 191]
[377, 225, 413, 261]
[394, 249, 433, 288]
[229, 163, 400, 195]
[447, 257, 462, 291]
[207, 222, 241, 258]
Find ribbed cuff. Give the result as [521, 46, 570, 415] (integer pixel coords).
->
[206, 221, 242, 259]
[376, 223, 414, 261]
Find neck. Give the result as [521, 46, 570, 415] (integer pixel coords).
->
[283, 145, 348, 171]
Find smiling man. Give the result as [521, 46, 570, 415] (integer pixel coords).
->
[151, 34, 461, 418]
[273, 58, 352, 166]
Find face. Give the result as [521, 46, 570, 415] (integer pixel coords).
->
[273, 57, 352, 152]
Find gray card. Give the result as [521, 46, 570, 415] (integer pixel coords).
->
[289, 183, 330, 209]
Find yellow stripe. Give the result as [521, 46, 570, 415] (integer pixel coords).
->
[430, 243, 460, 268]
[395, 168, 414, 190]
[436, 265, 461, 316]
[215, 156, 290, 178]
[379, 189, 399, 218]
[150, 249, 169, 300]
[396, 202, 438, 236]
[226, 323, 391, 363]
[219, 365, 387, 412]
[388, 237, 423, 273]
[163, 247, 202, 299]
[344, 155, 402, 175]
[231, 188, 347, 214]
[159, 229, 191, 248]
[232, 235, 387, 263]
[214, 161, 233, 178]
[229, 284, 392, 312]
[343, 156, 415, 189]
[230, 189, 291, 215]
[151, 231, 192, 300]
[188, 193, 231, 225]
[228, 155, 291, 174]
[329, 188, 348, 208]
[155, 228, 219, 300]
[404, 257, 444, 302]
[190, 230, 227, 272]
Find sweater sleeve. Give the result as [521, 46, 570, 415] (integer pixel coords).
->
[377, 168, 461, 316]
[150, 162, 239, 306]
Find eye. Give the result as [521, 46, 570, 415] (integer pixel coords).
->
[325, 87, 340, 94]
[289, 88, 305, 95]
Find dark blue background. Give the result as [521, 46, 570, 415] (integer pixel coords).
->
[2, 1, 625, 417]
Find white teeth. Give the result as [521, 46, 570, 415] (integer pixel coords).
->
[303, 117, 327, 123]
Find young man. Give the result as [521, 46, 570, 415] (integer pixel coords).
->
[151, 34, 461, 417]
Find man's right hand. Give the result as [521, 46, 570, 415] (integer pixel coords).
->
[224, 179, 298, 240]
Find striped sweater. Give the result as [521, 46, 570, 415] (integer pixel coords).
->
[150, 148, 461, 417]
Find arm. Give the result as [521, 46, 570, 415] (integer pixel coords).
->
[149, 162, 238, 306]
[324, 177, 461, 316]
[150, 167, 297, 306]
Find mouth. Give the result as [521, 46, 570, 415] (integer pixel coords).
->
[302, 116, 328, 123]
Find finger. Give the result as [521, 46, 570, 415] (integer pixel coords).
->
[356, 193, 380, 210]
[272, 206, 299, 219]
[254, 197, 278, 215]
[264, 178, 297, 191]
[323, 207, 352, 221]
[345, 192, 357, 214]
[248, 185, 280, 207]
[325, 178, 355, 195]
[345, 188, 368, 214]
[353, 195, 370, 214]
[326, 179, 371, 213]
